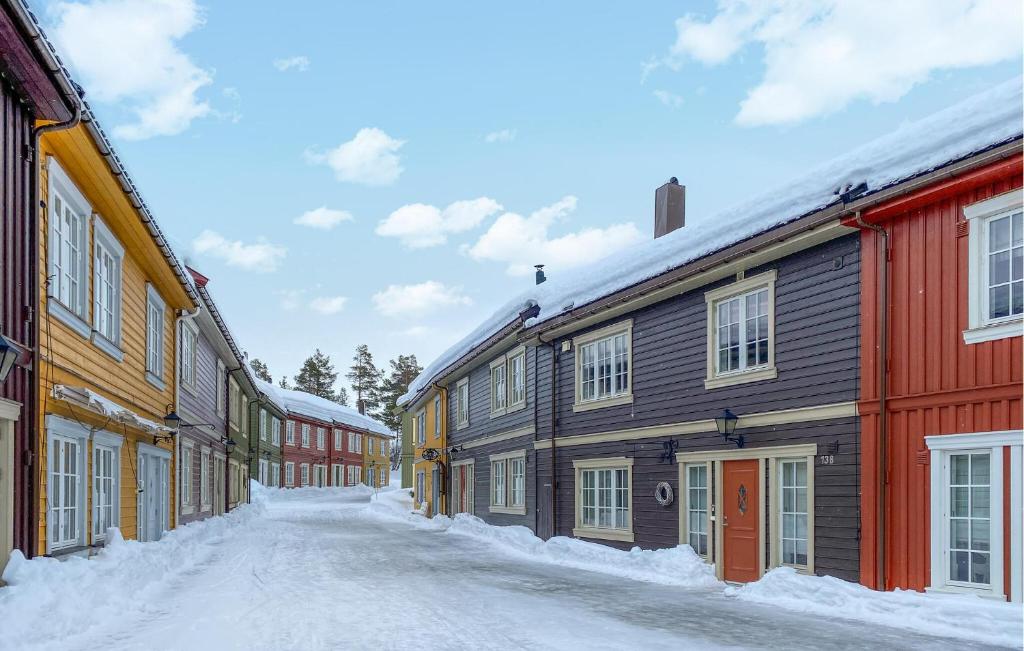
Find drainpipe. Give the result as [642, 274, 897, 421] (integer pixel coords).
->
[431, 382, 448, 515]
[173, 306, 201, 527]
[29, 101, 81, 558]
[536, 336, 558, 538]
[853, 210, 889, 591]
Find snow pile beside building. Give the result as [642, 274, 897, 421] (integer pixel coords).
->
[728, 567, 1023, 648]
[0, 499, 265, 648]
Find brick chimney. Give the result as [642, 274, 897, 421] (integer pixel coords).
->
[655, 177, 685, 238]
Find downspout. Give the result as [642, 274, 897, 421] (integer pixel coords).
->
[432, 382, 448, 515]
[853, 210, 889, 591]
[536, 336, 558, 538]
[30, 101, 81, 558]
[173, 305, 202, 528]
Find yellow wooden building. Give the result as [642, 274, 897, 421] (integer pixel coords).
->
[409, 387, 446, 516]
[362, 431, 392, 489]
[37, 114, 198, 556]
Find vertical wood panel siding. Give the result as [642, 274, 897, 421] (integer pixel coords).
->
[857, 159, 1023, 591]
[0, 78, 35, 555]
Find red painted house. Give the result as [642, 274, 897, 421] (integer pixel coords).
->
[0, 0, 78, 572]
[851, 137, 1022, 601]
[281, 412, 330, 488]
[332, 426, 363, 487]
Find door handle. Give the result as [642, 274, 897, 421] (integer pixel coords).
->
[723, 516, 729, 527]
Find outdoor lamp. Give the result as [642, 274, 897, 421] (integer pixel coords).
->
[163, 409, 182, 429]
[715, 409, 744, 448]
[223, 437, 237, 454]
[0, 334, 21, 383]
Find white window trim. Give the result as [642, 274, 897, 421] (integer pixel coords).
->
[434, 395, 442, 436]
[179, 319, 199, 395]
[259, 409, 268, 441]
[334, 428, 342, 451]
[90, 215, 124, 361]
[301, 423, 310, 448]
[488, 449, 527, 515]
[681, 461, 711, 559]
[317, 427, 325, 450]
[768, 456, 815, 574]
[145, 283, 166, 389]
[704, 270, 778, 389]
[272, 418, 281, 446]
[300, 463, 310, 487]
[926, 430, 1023, 601]
[228, 377, 240, 432]
[91, 430, 123, 543]
[489, 356, 508, 417]
[45, 415, 90, 554]
[46, 156, 91, 338]
[456, 377, 470, 429]
[216, 359, 227, 418]
[451, 459, 475, 515]
[285, 420, 295, 445]
[200, 447, 212, 510]
[572, 320, 634, 412]
[285, 461, 295, 487]
[415, 409, 426, 446]
[572, 457, 634, 542]
[180, 440, 195, 514]
[964, 190, 1024, 344]
[489, 346, 528, 418]
[270, 462, 280, 488]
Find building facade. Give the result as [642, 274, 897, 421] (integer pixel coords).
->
[0, 0, 79, 571]
[853, 145, 1023, 601]
[251, 377, 285, 489]
[409, 387, 445, 516]
[282, 412, 329, 488]
[226, 368, 256, 509]
[363, 432, 391, 488]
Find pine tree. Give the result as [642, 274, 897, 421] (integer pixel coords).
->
[250, 358, 272, 382]
[293, 348, 342, 403]
[373, 354, 422, 432]
[346, 344, 380, 413]
[279, 375, 291, 389]
[335, 386, 350, 407]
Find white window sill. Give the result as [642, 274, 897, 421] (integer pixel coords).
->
[91, 332, 124, 362]
[48, 299, 90, 340]
[145, 371, 165, 391]
[705, 366, 778, 390]
[925, 585, 1006, 600]
[507, 401, 527, 414]
[489, 408, 507, 419]
[489, 505, 526, 515]
[573, 527, 635, 543]
[572, 393, 633, 413]
[181, 505, 195, 515]
[963, 319, 1023, 345]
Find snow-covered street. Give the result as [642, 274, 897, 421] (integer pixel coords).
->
[1, 487, 1019, 651]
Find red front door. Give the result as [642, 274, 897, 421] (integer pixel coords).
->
[723, 459, 760, 583]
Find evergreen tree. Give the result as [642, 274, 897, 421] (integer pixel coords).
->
[373, 354, 422, 432]
[278, 375, 291, 389]
[346, 344, 380, 413]
[250, 358, 272, 382]
[335, 386, 350, 407]
[293, 348, 342, 403]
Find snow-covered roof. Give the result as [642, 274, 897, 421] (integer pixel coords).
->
[401, 77, 1023, 406]
[252, 374, 287, 413]
[279, 388, 392, 436]
[52, 385, 171, 433]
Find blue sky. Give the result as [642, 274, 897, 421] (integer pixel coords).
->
[32, 0, 1022, 394]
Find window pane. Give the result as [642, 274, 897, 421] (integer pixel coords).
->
[990, 284, 1011, 319]
[990, 250, 1011, 285]
[950, 550, 970, 582]
[950, 455, 969, 484]
[970, 454, 990, 484]
[971, 552, 991, 584]
[990, 215, 1011, 251]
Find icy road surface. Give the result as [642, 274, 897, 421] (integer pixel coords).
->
[5, 489, 1015, 651]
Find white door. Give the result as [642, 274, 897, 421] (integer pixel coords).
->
[213, 457, 225, 515]
[138, 446, 170, 542]
[258, 459, 268, 485]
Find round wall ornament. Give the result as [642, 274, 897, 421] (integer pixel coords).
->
[654, 481, 674, 506]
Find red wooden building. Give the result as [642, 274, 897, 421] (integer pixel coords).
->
[281, 413, 331, 488]
[329, 425, 364, 487]
[852, 143, 1022, 602]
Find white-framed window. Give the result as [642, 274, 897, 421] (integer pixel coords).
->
[45, 416, 89, 552]
[964, 190, 1024, 344]
[181, 443, 194, 512]
[572, 322, 632, 412]
[456, 377, 470, 429]
[317, 427, 326, 450]
[92, 432, 122, 543]
[285, 461, 295, 487]
[271, 418, 281, 446]
[228, 377, 240, 430]
[416, 470, 426, 506]
[382, 440, 389, 457]
[47, 157, 90, 336]
[379, 469, 386, 486]
[509, 350, 526, 408]
[240, 394, 248, 435]
[779, 459, 809, 567]
[300, 463, 310, 487]
[91, 216, 124, 359]
[286, 420, 295, 445]
[301, 423, 310, 448]
[348, 432, 362, 454]
[258, 459, 268, 485]
[259, 409, 268, 441]
[416, 410, 426, 445]
[180, 321, 198, 392]
[434, 396, 441, 436]
[332, 463, 344, 486]
[216, 359, 226, 417]
[366, 469, 375, 488]
[704, 271, 777, 389]
[145, 284, 166, 388]
[684, 463, 709, 557]
[489, 358, 508, 415]
[200, 449, 211, 510]
[926, 431, 1022, 601]
[355, 466, 362, 484]
[573, 457, 633, 542]
[451, 461, 475, 515]
[313, 464, 326, 487]
[488, 450, 526, 514]
[334, 428, 342, 451]
[270, 462, 280, 488]
[348, 465, 362, 485]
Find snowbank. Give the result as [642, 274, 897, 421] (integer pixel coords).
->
[0, 498, 266, 650]
[401, 77, 1024, 404]
[728, 567, 1023, 648]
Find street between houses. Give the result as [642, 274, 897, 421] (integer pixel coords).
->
[0, 487, 1015, 651]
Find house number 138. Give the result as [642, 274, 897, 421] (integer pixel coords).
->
[818, 454, 835, 465]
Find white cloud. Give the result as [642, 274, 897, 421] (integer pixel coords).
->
[372, 281, 472, 318]
[192, 230, 286, 272]
[395, 325, 431, 338]
[273, 55, 310, 72]
[51, 0, 213, 140]
[657, 0, 1021, 126]
[653, 89, 685, 108]
[305, 128, 405, 186]
[275, 289, 306, 311]
[464, 196, 645, 276]
[293, 206, 354, 230]
[484, 129, 517, 143]
[308, 296, 348, 315]
[376, 197, 502, 249]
